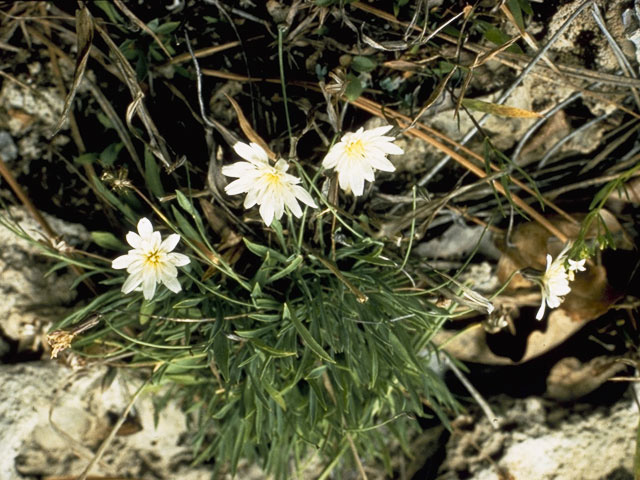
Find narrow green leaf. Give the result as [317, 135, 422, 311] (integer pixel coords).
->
[518, 0, 533, 16]
[284, 303, 335, 364]
[144, 146, 164, 197]
[172, 297, 205, 308]
[154, 21, 180, 35]
[99, 142, 123, 166]
[213, 332, 230, 381]
[91, 231, 126, 250]
[243, 238, 288, 262]
[75, 152, 98, 166]
[263, 382, 287, 411]
[247, 338, 297, 358]
[175, 189, 197, 216]
[171, 205, 201, 241]
[267, 255, 303, 283]
[139, 300, 155, 326]
[507, 0, 524, 30]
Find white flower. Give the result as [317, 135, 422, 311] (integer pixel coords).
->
[222, 142, 317, 226]
[536, 245, 572, 320]
[567, 258, 586, 281]
[112, 218, 190, 300]
[322, 125, 404, 196]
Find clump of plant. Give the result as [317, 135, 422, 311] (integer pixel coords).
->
[41, 112, 478, 477]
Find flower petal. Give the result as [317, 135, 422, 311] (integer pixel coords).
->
[112, 254, 132, 269]
[225, 177, 255, 196]
[363, 125, 393, 137]
[126, 231, 142, 249]
[137, 218, 153, 238]
[367, 154, 396, 172]
[159, 261, 178, 280]
[126, 257, 146, 274]
[243, 186, 260, 208]
[162, 275, 182, 293]
[122, 270, 144, 294]
[233, 142, 269, 165]
[293, 185, 317, 208]
[283, 190, 302, 218]
[222, 161, 257, 179]
[260, 200, 275, 226]
[535, 300, 546, 320]
[167, 252, 190, 266]
[142, 273, 157, 300]
[161, 233, 180, 253]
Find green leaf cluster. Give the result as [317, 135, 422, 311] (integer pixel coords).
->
[49, 182, 462, 478]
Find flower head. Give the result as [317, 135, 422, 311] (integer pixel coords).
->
[535, 245, 573, 320]
[222, 142, 317, 226]
[322, 125, 404, 196]
[112, 218, 190, 300]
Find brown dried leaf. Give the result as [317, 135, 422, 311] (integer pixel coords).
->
[434, 308, 586, 365]
[461, 98, 542, 119]
[224, 94, 277, 160]
[546, 356, 627, 401]
[50, 6, 93, 137]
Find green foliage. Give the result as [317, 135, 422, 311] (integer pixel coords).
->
[46, 168, 464, 478]
[345, 74, 364, 101]
[91, 231, 126, 250]
[351, 56, 377, 74]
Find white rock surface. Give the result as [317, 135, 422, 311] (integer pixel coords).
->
[0, 206, 89, 352]
[437, 393, 637, 480]
[0, 362, 215, 480]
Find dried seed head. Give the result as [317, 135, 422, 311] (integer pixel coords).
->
[47, 330, 76, 359]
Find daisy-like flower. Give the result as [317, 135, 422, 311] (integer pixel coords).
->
[535, 245, 572, 320]
[222, 142, 317, 226]
[112, 218, 190, 300]
[322, 125, 404, 196]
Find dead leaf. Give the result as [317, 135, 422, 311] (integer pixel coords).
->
[50, 5, 93, 137]
[434, 308, 586, 365]
[546, 356, 627, 401]
[461, 98, 542, 118]
[224, 94, 277, 160]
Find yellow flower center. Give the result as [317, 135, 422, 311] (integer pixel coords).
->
[264, 171, 283, 188]
[145, 250, 161, 266]
[345, 139, 365, 158]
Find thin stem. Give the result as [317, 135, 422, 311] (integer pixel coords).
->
[278, 25, 293, 143]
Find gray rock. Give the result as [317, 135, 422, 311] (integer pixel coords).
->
[0, 362, 217, 480]
[0, 131, 18, 164]
[437, 393, 637, 480]
[0, 206, 90, 354]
